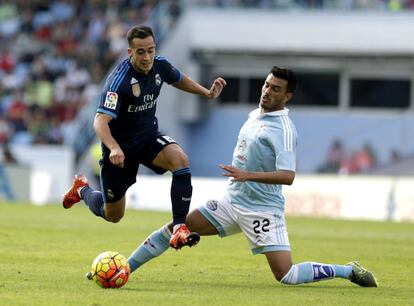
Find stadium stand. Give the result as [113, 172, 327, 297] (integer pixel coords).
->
[1, 0, 413, 147]
[188, 0, 414, 10]
[2, 0, 414, 177]
[0, 0, 177, 147]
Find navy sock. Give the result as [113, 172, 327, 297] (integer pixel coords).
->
[80, 186, 106, 220]
[170, 168, 192, 225]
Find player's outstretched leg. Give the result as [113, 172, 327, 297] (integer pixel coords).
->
[347, 261, 378, 287]
[62, 175, 89, 209]
[169, 224, 200, 250]
[279, 261, 378, 287]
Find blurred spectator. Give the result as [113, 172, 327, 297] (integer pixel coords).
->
[4, 89, 31, 144]
[319, 141, 379, 174]
[0, 115, 12, 144]
[2, 142, 17, 164]
[389, 149, 401, 163]
[169, 0, 182, 21]
[388, 0, 403, 11]
[0, 142, 17, 200]
[317, 139, 345, 173]
[354, 143, 377, 173]
[340, 143, 377, 174]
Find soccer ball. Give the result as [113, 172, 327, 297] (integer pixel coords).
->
[90, 251, 130, 288]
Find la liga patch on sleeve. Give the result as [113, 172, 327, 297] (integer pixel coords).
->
[104, 92, 118, 110]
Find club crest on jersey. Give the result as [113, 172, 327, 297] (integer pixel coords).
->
[130, 77, 141, 97]
[258, 123, 266, 133]
[104, 92, 118, 110]
[206, 200, 218, 211]
[155, 73, 161, 86]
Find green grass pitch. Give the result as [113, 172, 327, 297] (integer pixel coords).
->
[1, 202, 413, 305]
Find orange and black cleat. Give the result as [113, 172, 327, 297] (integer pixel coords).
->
[62, 175, 89, 209]
[169, 224, 200, 250]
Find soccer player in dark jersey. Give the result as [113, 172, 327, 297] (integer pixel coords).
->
[62, 25, 226, 250]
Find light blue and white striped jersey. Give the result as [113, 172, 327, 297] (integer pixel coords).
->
[226, 107, 297, 213]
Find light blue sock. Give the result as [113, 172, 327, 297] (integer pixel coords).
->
[128, 225, 171, 273]
[281, 262, 353, 285]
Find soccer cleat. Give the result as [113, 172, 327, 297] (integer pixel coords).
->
[62, 175, 89, 209]
[347, 261, 378, 287]
[169, 224, 200, 250]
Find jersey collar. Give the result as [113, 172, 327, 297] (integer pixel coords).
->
[249, 107, 289, 118]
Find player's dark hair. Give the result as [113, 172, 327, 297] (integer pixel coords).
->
[127, 25, 155, 46]
[270, 66, 297, 93]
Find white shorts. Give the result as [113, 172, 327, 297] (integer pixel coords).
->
[198, 197, 290, 255]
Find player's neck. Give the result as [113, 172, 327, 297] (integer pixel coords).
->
[261, 107, 284, 114]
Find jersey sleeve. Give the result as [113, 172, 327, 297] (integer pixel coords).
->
[276, 148, 296, 171]
[157, 56, 182, 85]
[96, 62, 129, 118]
[273, 119, 297, 172]
[97, 91, 122, 118]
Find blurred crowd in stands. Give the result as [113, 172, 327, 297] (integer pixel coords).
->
[196, 0, 414, 10]
[1, 0, 413, 178]
[317, 139, 402, 174]
[0, 0, 181, 146]
[0, 0, 412, 149]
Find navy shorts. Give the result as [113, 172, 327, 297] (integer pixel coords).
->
[99, 133, 176, 203]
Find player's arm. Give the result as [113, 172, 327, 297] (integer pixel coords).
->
[93, 113, 125, 168]
[220, 164, 295, 185]
[173, 74, 226, 99]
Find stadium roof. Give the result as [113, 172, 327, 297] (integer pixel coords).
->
[180, 9, 414, 56]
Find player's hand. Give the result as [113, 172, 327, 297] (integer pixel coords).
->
[207, 77, 226, 99]
[220, 164, 249, 182]
[109, 147, 125, 168]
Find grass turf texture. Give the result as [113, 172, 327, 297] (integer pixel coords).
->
[0, 202, 413, 306]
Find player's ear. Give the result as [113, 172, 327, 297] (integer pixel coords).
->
[127, 48, 132, 56]
[285, 92, 293, 103]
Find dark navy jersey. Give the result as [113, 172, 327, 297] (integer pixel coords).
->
[97, 56, 182, 149]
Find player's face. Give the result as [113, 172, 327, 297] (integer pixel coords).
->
[128, 36, 156, 74]
[259, 74, 292, 113]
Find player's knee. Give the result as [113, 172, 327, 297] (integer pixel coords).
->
[271, 266, 292, 282]
[272, 270, 285, 282]
[105, 211, 124, 223]
[278, 265, 298, 285]
[172, 151, 189, 168]
[106, 215, 123, 223]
